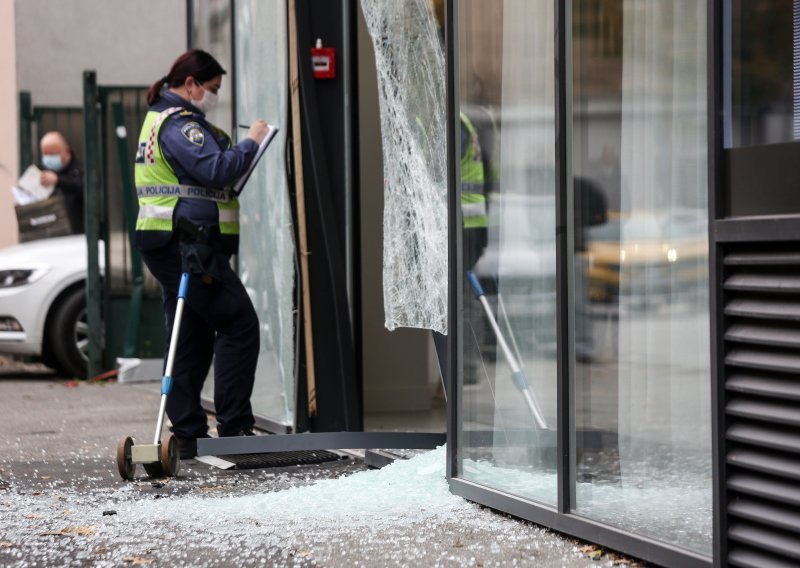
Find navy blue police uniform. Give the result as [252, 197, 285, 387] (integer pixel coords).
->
[135, 90, 260, 442]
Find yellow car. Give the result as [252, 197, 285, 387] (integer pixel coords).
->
[583, 211, 709, 306]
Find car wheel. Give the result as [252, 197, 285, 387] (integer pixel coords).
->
[46, 287, 89, 379]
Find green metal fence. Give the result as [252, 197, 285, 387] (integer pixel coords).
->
[82, 71, 165, 379]
[18, 91, 84, 171]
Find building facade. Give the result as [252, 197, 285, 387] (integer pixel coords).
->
[193, 1, 797, 566]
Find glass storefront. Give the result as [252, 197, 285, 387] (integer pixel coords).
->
[571, 0, 711, 553]
[233, 0, 295, 428]
[189, 0, 234, 133]
[457, 0, 559, 507]
[454, 0, 712, 557]
[193, 0, 296, 429]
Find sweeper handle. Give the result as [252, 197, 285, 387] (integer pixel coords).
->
[466, 271, 548, 429]
[152, 272, 190, 445]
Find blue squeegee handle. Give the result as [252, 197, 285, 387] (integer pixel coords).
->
[154, 272, 190, 444]
[466, 270, 485, 298]
[466, 270, 549, 429]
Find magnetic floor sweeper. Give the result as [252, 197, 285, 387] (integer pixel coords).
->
[466, 270, 548, 429]
[116, 272, 190, 480]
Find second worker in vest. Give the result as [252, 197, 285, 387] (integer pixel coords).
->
[134, 49, 270, 459]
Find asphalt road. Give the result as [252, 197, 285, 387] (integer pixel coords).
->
[0, 362, 643, 567]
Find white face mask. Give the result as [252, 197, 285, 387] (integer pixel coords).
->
[194, 89, 218, 114]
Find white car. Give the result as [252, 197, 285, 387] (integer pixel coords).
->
[0, 235, 98, 378]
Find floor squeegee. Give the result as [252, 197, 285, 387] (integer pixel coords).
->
[466, 270, 548, 430]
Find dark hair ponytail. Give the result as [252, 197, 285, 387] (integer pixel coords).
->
[147, 49, 227, 106]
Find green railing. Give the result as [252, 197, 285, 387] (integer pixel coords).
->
[82, 71, 165, 379]
[18, 91, 84, 171]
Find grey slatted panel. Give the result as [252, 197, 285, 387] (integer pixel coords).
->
[725, 349, 800, 374]
[727, 449, 800, 481]
[727, 472, 800, 507]
[725, 299, 800, 321]
[729, 497, 800, 534]
[724, 243, 800, 567]
[727, 374, 800, 400]
[724, 252, 800, 266]
[728, 522, 800, 560]
[726, 398, 800, 426]
[725, 324, 800, 349]
[727, 423, 800, 454]
[725, 273, 800, 293]
[728, 547, 799, 568]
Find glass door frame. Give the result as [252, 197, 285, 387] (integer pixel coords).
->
[444, 1, 716, 566]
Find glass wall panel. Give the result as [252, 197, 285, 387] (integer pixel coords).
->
[190, 0, 234, 132]
[727, 0, 793, 148]
[198, 0, 295, 428]
[724, 0, 800, 216]
[457, 0, 559, 506]
[233, 0, 294, 427]
[571, 0, 711, 554]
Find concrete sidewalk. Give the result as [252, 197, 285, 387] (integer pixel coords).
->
[0, 367, 643, 567]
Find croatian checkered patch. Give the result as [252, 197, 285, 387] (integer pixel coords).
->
[144, 107, 183, 165]
[181, 122, 205, 146]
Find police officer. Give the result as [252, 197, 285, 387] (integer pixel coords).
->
[135, 49, 269, 458]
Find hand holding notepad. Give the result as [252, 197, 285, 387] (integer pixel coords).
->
[233, 122, 279, 196]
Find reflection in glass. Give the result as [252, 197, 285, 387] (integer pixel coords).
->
[190, 0, 234, 132]
[235, 0, 295, 427]
[572, 0, 711, 554]
[728, 0, 793, 148]
[458, 0, 558, 507]
[200, 0, 296, 428]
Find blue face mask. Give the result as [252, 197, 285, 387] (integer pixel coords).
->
[42, 154, 63, 172]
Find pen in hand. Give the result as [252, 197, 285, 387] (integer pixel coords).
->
[243, 120, 269, 144]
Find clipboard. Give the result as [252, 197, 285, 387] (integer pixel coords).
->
[233, 124, 279, 195]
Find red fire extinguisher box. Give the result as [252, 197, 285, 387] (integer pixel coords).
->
[311, 39, 336, 79]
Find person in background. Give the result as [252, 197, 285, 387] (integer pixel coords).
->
[39, 131, 84, 234]
[135, 49, 269, 459]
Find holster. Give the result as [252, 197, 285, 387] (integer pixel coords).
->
[176, 218, 223, 284]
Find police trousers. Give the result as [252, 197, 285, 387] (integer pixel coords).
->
[140, 233, 259, 439]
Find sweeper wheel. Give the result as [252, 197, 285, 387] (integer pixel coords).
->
[160, 434, 180, 477]
[116, 436, 136, 480]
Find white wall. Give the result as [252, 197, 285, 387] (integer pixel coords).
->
[1, 0, 187, 246]
[15, 0, 187, 106]
[0, 0, 19, 249]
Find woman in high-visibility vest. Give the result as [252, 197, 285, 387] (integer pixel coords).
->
[135, 49, 269, 459]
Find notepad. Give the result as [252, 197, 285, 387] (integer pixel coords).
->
[233, 124, 279, 196]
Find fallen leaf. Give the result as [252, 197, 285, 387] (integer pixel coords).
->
[24, 514, 41, 519]
[40, 526, 96, 536]
[0, 542, 15, 548]
[195, 485, 224, 492]
[39, 476, 51, 480]
[124, 556, 155, 565]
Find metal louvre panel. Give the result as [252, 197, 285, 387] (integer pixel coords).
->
[724, 243, 800, 566]
[728, 546, 800, 568]
[727, 373, 800, 399]
[725, 324, 800, 349]
[729, 497, 800, 533]
[728, 522, 800, 560]
[727, 448, 800, 480]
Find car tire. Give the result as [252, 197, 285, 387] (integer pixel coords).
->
[46, 286, 89, 379]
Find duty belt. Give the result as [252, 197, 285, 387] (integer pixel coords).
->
[136, 184, 232, 203]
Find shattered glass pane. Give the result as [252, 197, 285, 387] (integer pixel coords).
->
[361, 0, 449, 334]
[231, 0, 295, 426]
